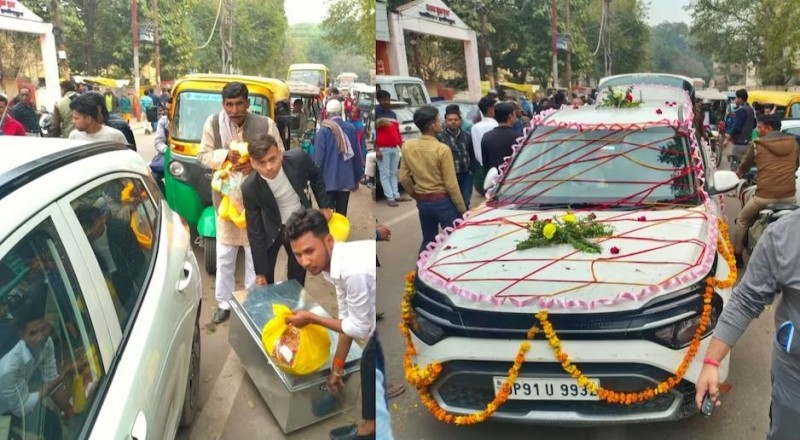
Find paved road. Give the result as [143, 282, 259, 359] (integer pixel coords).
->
[132, 126, 376, 440]
[375, 179, 774, 440]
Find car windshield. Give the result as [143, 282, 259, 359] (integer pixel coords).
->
[394, 83, 427, 107]
[289, 70, 324, 88]
[392, 107, 415, 124]
[492, 126, 701, 209]
[171, 91, 270, 142]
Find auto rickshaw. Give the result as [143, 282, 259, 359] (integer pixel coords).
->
[164, 74, 290, 274]
[746, 90, 800, 119]
[287, 81, 321, 155]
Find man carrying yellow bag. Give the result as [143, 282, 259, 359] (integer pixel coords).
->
[284, 208, 377, 440]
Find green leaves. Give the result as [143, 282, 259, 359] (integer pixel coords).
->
[323, 0, 375, 61]
[516, 214, 614, 254]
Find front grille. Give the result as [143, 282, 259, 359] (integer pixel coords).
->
[412, 268, 723, 347]
[433, 361, 694, 418]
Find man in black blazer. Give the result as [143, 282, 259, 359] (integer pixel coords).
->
[242, 134, 333, 287]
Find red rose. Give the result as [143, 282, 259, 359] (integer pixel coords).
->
[610, 246, 620, 255]
[625, 93, 633, 102]
[656, 109, 663, 115]
[530, 215, 539, 221]
[637, 216, 647, 221]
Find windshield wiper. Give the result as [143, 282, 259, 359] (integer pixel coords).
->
[523, 202, 640, 211]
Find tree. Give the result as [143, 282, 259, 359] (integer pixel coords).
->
[323, 0, 375, 61]
[584, 0, 650, 78]
[646, 22, 712, 80]
[690, 0, 800, 86]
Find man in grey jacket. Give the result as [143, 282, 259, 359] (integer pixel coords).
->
[696, 209, 800, 440]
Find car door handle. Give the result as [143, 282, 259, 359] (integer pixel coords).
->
[177, 261, 193, 293]
[131, 411, 147, 440]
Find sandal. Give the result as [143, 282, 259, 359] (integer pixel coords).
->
[386, 382, 406, 399]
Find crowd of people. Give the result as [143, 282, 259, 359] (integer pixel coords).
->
[0, 80, 169, 147]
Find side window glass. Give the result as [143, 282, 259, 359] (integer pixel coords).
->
[791, 103, 800, 119]
[71, 177, 154, 329]
[0, 218, 104, 439]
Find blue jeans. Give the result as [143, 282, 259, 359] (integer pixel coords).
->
[417, 197, 462, 256]
[377, 147, 401, 200]
[456, 171, 473, 210]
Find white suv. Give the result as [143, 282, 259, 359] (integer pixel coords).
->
[408, 90, 741, 424]
[0, 138, 201, 439]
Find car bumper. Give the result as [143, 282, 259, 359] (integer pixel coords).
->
[411, 334, 730, 425]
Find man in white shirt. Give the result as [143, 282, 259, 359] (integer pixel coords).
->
[470, 96, 499, 167]
[68, 92, 128, 144]
[0, 298, 73, 438]
[284, 208, 376, 440]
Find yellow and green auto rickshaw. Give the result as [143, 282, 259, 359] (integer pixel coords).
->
[164, 74, 290, 274]
[746, 90, 800, 119]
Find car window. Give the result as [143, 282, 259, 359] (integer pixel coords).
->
[394, 83, 427, 107]
[0, 218, 105, 439]
[784, 127, 800, 137]
[790, 103, 800, 118]
[69, 178, 155, 330]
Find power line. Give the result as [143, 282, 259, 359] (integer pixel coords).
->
[197, 0, 223, 49]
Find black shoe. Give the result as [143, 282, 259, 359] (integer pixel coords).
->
[212, 309, 230, 324]
[329, 424, 375, 440]
[377, 312, 385, 321]
[734, 253, 744, 269]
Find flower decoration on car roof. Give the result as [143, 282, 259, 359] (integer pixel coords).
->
[599, 86, 642, 109]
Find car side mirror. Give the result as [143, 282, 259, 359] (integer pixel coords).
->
[484, 167, 500, 193]
[709, 170, 740, 195]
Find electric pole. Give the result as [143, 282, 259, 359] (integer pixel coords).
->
[565, 0, 572, 88]
[220, 0, 234, 74]
[132, 0, 141, 120]
[152, 0, 161, 89]
[479, 2, 495, 89]
[604, 0, 612, 76]
[549, 0, 559, 89]
[52, 0, 70, 79]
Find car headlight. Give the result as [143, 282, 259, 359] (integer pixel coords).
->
[169, 161, 185, 177]
[409, 309, 446, 346]
[654, 308, 719, 349]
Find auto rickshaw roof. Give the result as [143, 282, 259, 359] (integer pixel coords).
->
[172, 74, 290, 102]
[746, 90, 800, 106]
[287, 81, 321, 96]
[289, 63, 329, 70]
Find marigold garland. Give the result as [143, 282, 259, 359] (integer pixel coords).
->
[401, 220, 737, 423]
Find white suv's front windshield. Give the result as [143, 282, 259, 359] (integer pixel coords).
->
[492, 126, 701, 209]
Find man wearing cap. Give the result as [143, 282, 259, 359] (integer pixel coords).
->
[481, 102, 521, 176]
[50, 80, 78, 138]
[313, 99, 364, 216]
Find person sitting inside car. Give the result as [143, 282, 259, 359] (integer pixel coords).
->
[0, 289, 73, 439]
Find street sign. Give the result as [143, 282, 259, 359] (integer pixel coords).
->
[556, 36, 569, 51]
[485, 57, 493, 66]
[139, 22, 155, 43]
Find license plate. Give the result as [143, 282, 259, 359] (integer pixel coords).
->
[493, 377, 600, 401]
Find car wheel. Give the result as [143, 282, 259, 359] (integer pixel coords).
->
[203, 237, 216, 275]
[179, 321, 201, 428]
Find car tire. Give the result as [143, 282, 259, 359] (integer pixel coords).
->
[203, 237, 216, 275]
[179, 321, 201, 428]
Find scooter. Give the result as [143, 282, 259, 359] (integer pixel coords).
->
[39, 106, 52, 137]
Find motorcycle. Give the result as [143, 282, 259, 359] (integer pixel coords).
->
[38, 106, 52, 137]
[707, 123, 723, 168]
[736, 167, 800, 255]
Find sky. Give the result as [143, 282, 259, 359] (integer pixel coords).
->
[284, 0, 329, 25]
[646, 0, 692, 26]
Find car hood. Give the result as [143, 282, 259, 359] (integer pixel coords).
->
[417, 206, 720, 313]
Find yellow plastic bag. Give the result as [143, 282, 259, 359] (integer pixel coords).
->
[261, 304, 331, 375]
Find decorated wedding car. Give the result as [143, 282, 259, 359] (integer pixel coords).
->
[401, 85, 741, 425]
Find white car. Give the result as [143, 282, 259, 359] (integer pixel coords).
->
[0, 138, 202, 439]
[408, 91, 740, 424]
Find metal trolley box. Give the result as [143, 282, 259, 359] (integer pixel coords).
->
[229, 280, 363, 434]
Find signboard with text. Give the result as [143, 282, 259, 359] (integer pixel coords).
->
[399, 0, 471, 30]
